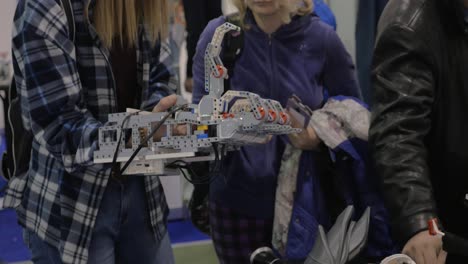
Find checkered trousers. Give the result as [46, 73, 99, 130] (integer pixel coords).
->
[209, 201, 274, 264]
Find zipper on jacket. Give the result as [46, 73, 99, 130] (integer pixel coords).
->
[99, 49, 118, 112]
[268, 34, 277, 100]
[87, 24, 118, 112]
[84, 5, 118, 113]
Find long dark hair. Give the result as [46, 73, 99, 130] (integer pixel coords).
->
[429, 0, 468, 151]
[436, 0, 465, 36]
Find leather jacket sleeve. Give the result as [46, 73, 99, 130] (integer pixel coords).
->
[369, 24, 438, 244]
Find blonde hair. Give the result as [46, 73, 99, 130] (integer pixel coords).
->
[231, 0, 313, 27]
[91, 0, 169, 48]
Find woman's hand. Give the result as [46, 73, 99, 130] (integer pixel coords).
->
[152, 94, 178, 113]
[287, 111, 321, 150]
[151, 95, 186, 141]
[402, 231, 446, 264]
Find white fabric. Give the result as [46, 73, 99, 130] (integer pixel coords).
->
[309, 98, 369, 149]
[272, 144, 303, 255]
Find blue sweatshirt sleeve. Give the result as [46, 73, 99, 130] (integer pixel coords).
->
[323, 28, 362, 99]
[314, 0, 337, 30]
[192, 17, 226, 104]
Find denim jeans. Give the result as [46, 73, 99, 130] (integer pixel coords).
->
[23, 177, 175, 264]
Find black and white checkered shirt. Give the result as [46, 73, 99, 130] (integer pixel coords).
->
[4, 0, 177, 263]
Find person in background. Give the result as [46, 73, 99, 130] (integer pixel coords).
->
[182, 0, 335, 94]
[3, 0, 178, 263]
[192, 0, 360, 262]
[182, 0, 222, 93]
[313, 0, 336, 30]
[370, 0, 468, 263]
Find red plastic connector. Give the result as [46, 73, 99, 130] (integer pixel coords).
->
[268, 109, 277, 122]
[256, 107, 266, 120]
[428, 218, 444, 236]
[279, 112, 289, 125]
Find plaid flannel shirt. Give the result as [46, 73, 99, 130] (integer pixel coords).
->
[3, 0, 177, 263]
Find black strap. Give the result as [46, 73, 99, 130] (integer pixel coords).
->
[60, 0, 75, 42]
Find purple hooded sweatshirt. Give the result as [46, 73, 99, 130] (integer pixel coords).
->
[192, 12, 361, 220]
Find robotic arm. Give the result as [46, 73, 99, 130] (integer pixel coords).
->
[93, 23, 300, 175]
[204, 22, 240, 97]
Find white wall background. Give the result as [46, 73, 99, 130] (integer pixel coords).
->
[0, 0, 16, 54]
[328, 0, 358, 62]
[0, 0, 16, 132]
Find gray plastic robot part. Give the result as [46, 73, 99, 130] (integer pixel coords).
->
[93, 22, 301, 175]
[305, 206, 371, 264]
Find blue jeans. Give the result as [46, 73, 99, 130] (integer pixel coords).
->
[23, 177, 175, 264]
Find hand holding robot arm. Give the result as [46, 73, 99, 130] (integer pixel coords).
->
[151, 94, 187, 140]
[93, 22, 300, 176]
[287, 114, 321, 150]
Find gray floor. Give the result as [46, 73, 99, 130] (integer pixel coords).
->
[173, 240, 218, 264]
[7, 241, 218, 264]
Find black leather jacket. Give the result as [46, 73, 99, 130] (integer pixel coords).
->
[370, 0, 468, 245]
